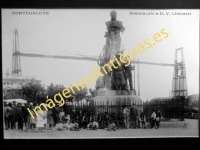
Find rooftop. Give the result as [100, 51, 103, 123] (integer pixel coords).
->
[3, 75, 36, 80]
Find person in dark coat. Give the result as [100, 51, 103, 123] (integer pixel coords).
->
[155, 108, 161, 129]
[7, 103, 13, 129]
[21, 103, 27, 127]
[129, 104, 138, 129]
[4, 102, 12, 130]
[97, 114, 103, 129]
[51, 107, 57, 127]
[80, 113, 88, 129]
[110, 112, 118, 128]
[23, 102, 31, 131]
[87, 114, 94, 125]
[11, 101, 18, 129]
[53, 104, 61, 126]
[16, 103, 24, 130]
[75, 113, 81, 126]
[103, 112, 110, 128]
[138, 111, 146, 129]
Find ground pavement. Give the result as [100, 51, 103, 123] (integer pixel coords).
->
[4, 119, 198, 138]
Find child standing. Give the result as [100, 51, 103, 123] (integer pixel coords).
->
[59, 109, 65, 122]
[36, 109, 45, 132]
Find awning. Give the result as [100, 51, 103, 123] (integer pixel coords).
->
[4, 99, 27, 104]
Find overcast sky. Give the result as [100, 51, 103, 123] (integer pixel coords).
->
[2, 9, 199, 101]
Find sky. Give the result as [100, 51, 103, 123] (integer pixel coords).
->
[2, 9, 199, 101]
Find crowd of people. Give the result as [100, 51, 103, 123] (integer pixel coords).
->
[4, 101, 161, 132]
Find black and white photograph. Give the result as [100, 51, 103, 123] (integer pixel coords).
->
[2, 9, 199, 138]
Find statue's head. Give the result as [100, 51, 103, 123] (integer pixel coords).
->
[110, 10, 117, 20]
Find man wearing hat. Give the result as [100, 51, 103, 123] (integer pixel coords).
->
[130, 103, 138, 129]
[16, 103, 24, 130]
[53, 103, 61, 125]
[23, 102, 31, 131]
[4, 102, 10, 130]
[12, 101, 18, 129]
[155, 108, 161, 129]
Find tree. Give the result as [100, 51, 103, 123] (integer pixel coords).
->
[21, 82, 45, 103]
[4, 89, 23, 100]
[72, 86, 88, 102]
[46, 83, 65, 98]
[190, 100, 198, 108]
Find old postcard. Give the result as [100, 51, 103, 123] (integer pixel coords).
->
[2, 9, 199, 138]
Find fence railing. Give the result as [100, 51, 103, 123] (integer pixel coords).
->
[62, 100, 184, 122]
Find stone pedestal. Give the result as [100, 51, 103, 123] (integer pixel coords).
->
[94, 90, 142, 107]
[96, 90, 137, 96]
[93, 89, 142, 129]
[128, 90, 136, 95]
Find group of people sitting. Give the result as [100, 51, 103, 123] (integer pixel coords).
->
[55, 117, 118, 131]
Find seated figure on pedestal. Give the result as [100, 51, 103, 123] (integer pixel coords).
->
[111, 55, 127, 91]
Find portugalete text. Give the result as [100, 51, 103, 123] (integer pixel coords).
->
[12, 11, 49, 15]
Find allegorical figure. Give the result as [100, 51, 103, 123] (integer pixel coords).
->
[97, 10, 125, 90]
[124, 64, 134, 90]
[111, 55, 127, 90]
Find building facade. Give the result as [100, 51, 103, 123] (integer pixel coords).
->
[3, 74, 41, 99]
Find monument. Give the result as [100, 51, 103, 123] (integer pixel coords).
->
[93, 10, 142, 116]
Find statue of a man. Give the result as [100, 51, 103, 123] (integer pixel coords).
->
[97, 10, 125, 90]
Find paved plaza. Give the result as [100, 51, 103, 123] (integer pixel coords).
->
[4, 119, 198, 138]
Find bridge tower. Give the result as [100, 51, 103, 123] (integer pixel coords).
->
[171, 47, 188, 99]
[12, 29, 22, 76]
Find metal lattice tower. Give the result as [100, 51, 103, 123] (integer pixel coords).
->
[12, 29, 22, 76]
[171, 47, 188, 98]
